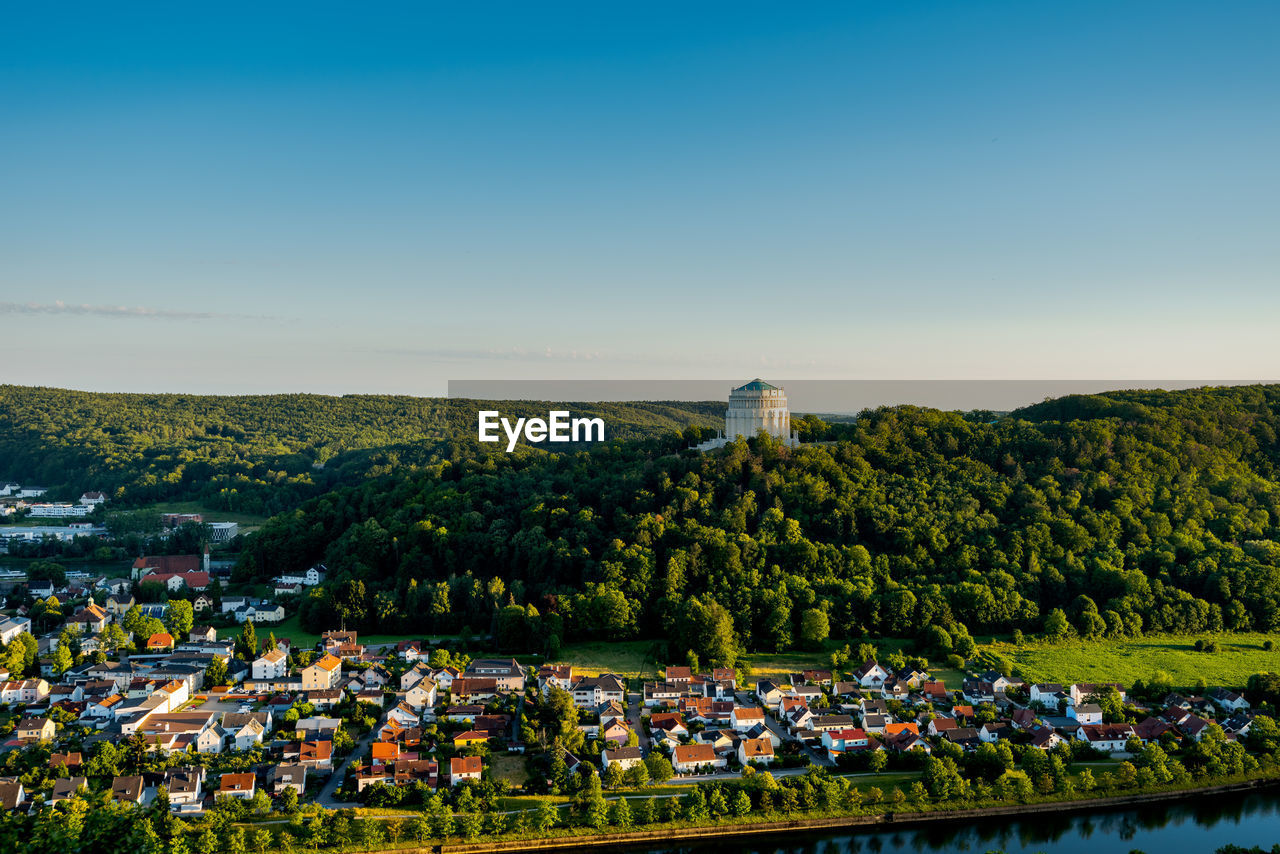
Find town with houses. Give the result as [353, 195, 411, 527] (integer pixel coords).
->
[0, 543, 1269, 819]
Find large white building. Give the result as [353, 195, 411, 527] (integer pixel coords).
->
[697, 379, 798, 451]
[27, 503, 92, 518]
[725, 379, 792, 441]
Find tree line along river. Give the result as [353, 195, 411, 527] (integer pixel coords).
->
[590, 788, 1280, 854]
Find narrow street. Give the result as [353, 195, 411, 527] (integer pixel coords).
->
[315, 726, 377, 808]
[625, 691, 652, 752]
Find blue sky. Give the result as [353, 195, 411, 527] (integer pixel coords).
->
[2, 2, 1277, 394]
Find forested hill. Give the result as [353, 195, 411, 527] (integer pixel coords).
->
[0, 385, 721, 516]
[239, 384, 1280, 661]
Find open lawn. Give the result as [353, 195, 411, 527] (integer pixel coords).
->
[549, 640, 662, 679]
[489, 752, 530, 787]
[146, 500, 271, 528]
[742, 649, 834, 683]
[220, 613, 319, 648]
[991, 632, 1280, 688]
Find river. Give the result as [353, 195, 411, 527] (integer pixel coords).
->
[614, 789, 1280, 854]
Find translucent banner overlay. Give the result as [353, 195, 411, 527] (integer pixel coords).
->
[447, 380, 1271, 414]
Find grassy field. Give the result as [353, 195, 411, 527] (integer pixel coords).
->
[489, 753, 530, 787]
[544, 638, 971, 689]
[146, 500, 271, 528]
[991, 632, 1280, 688]
[218, 613, 421, 649]
[550, 640, 662, 679]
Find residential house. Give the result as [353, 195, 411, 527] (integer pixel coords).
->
[1030, 683, 1066, 707]
[1068, 703, 1103, 725]
[853, 660, 892, 689]
[1, 678, 50, 703]
[450, 755, 483, 785]
[400, 662, 433, 691]
[945, 727, 983, 750]
[1180, 715, 1212, 742]
[163, 767, 206, 813]
[1069, 683, 1126, 706]
[296, 717, 342, 740]
[738, 737, 775, 765]
[405, 678, 438, 711]
[252, 649, 289, 681]
[921, 680, 949, 703]
[0, 616, 33, 644]
[537, 664, 574, 694]
[297, 740, 334, 770]
[443, 705, 485, 723]
[17, 716, 55, 743]
[1076, 723, 1136, 752]
[430, 666, 459, 691]
[928, 717, 958, 737]
[649, 712, 689, 742]
[302, 654, 342, 691]
[886, 729, 932, 753]
[219, 772, 256, 799]
[571, 674, 626, 708]
[1134, 717, 1175, 744]
[810, 714, 857, 733]
[601, 718, 630, 746]
[672, 743, 727, 774]
[1209, 688, 1250, 714]
[961, 679, 996, 705]
[822, 727, 870, 759]
[646, 680, 689, 708]
[0, 780, 24, 812]
[680, 697, 734, 726]
[980, 722, 1012, 743]
[1028, 725, 1064, 750]
[451, 677, 498, 704]
[602, 746, 643, 772]
[50, 752, 83, 772]
[50, 777, 88, 803]
[104, 593, 136, 619]
[755, 680, 784, 708]
[730, 706, 764, 731]
[112, 776, 145, 805]
[222, 712, 269, 750]
[862, 713, 888, 734]
[464, 658, 526, 692]
[264, 763, 304, 798]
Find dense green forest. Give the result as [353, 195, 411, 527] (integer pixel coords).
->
[237, 385, 1280, 660]
[0, 386, 721, 516]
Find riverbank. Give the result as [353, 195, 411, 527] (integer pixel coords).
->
[418, 775, 1280, 854]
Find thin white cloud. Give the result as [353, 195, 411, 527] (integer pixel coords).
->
[0, 300, 280, 321]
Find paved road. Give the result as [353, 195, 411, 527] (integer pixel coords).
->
[625, 692, 652, 752]
[315, 726, 377, 807]
[735, 689, 834, 768]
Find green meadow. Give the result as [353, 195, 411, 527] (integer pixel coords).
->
[991, 632, 1280, 688]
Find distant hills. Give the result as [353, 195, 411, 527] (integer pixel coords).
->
[0, 385, 722, 517]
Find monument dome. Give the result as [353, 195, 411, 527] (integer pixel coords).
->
[725, 378, 791, 441]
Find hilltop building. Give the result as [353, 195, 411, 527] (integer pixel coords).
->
[696, 379, 798, 451]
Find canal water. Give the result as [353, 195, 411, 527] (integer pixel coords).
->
[617, 789, 1280, 854]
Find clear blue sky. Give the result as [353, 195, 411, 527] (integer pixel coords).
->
[2, 1, 1277, 394]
